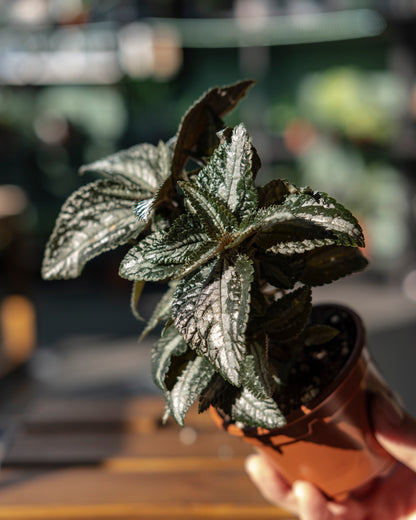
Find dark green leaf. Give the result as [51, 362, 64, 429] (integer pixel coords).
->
[304, 325, 339, 347]
[252, 286, 312, 343]
[172, 80, 255, 179]
[42, 180, 146, 280]
[198, 374, 238, 415]
[172, 255, 254, 386]
[145, 175, 177, 217]
[189, 108, 225, 164]
[300, 246, 368, 286]
[139, 285, 176, 340]
[257, 179, 293, 208]
[130, 280, 145, 321]
[248, 287, 270, 318]
[257, 253, 302, 290]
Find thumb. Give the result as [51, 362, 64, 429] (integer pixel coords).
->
[371, 394, 416, 471]
[293, 481, 331, 520]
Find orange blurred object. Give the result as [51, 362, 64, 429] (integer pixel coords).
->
[0, 295, 36, 376]
[283, 118, 317, 155]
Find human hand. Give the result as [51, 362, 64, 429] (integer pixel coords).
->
[245, 394, 416, 519]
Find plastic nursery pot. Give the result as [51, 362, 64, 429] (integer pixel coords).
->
[210, 304, 396, 500]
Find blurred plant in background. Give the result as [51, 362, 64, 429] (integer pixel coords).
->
[266, 67, 410, 275]
[1, 0, 416, 293]
[298, 67, 406, 144]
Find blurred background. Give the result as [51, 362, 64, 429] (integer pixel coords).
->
[0, 0, 416, 416]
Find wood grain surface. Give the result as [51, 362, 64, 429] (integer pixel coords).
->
[0, 396, 296, 519]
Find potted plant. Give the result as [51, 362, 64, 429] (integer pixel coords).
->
[42, 80, 394, 499]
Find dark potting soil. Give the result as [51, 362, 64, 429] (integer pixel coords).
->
[276, 306, 357, 417]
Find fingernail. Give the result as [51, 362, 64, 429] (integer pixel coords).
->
[293, 480, 305, 500]
[244, 454, 260, 476]
[327, 502, 348, 515]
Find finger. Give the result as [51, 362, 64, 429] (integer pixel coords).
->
[294, 481, 331, 520]
[244, 454, 297, 512]
[371, 394, 416, 471]
[327, 497, 366, 519]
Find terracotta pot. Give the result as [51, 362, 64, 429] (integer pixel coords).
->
[210, 304, 396, 500]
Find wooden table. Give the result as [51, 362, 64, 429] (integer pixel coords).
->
[0, 396, 296, 519]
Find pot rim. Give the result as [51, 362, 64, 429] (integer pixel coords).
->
[284, 302, 365, 423]
[223, 302, 366, 436]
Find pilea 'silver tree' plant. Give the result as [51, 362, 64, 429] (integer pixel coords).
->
[43, 81, 367, 429]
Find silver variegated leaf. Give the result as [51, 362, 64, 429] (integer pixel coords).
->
[165, 355, 216, 426]
[195, 124, 258, 220]
[178, 181, 238, 240]
[248, 191, 364, 255]
[119, 211, 221, 282]
[119, 234, 220, 283]
[233, 206, 333, 256]
[151, 211, 172, 234]
[135, 198, 154, 221]
[241, 341, 274, 399]
[140, 213, 211, 265]
[227, 206, 295, 251]
[172, 254, 254, 386]
[42, 180, 146, 280]
[277, 192, 365, 247]
[119, 240, 187, 281]
[178, 242, 222, 279]
[151, 326, 188, 391]
[268, 237, 335, 255]
[80, 141, 171, 192]
[232, 389, 286, 429]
